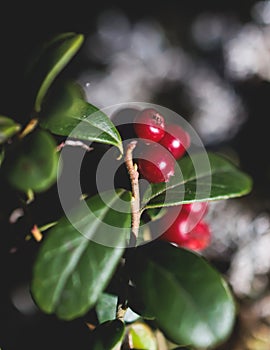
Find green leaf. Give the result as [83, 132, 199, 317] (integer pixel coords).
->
[128, 241, 236, 349]
[6, 130, 58, 193]
[145, 207, 168, 221]
[31, 189, 131, 320]
[127, 322, 158, 350]
[124, 307, 141, 323]
[91, 319, 125, 350]
[0, 115, 21, 144]
[96, 292, 118, 324]
[39, 81, 123, 155]
[142, 152, 252, 210]
[27, 32, 84, 112]
[0, 147, 4, 167]
[127, 286, 155, 320]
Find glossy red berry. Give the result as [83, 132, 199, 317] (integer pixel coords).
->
[159, 208, 195, 241]
[137, 143, 175, 183]
[159, 123, 190, 160]
[182, 201, 209, 221]
[180, 220, 211, 251]
[158, 207, 211, 251]
[134, 108, 165, 142]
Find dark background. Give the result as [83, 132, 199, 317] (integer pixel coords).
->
[1, 0, 268, 191]
[1, 1, 270, 349]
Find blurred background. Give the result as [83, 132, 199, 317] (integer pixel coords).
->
[1, 0, 270, 349]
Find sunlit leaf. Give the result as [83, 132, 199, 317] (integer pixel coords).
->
[127, 321, 158, 350]
[96, 293, 118, 324]
[31, 189, 131, 320]
[142, 152, 252, 209]
[39, 81, 123, 155]
[123, 307, 141, 323]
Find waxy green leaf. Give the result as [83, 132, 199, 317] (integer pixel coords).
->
[31, 189, 131, 320]
[96, 293, 118, 324]
[0, 115, 21, 144]
[142, 152, 252, 209]
[128, 286, 155, 320]
[6, 130, 58, 193]
[128, 242, 236, 348]
[91, 319, 125, 350]
[127, 322, 158, 350]
[39, 81, 123, 155]
[27, 32, 84, 112]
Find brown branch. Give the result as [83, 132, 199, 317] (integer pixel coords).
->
[125, 140, 141, 246]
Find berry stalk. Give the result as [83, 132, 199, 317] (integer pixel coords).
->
[125, 140, 141, 246]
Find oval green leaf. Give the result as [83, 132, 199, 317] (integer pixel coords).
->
[142, 152, 252, 210]
[127, 322, 158, 350]
[128, 241, 236, 349]
[0, 115, 21, 144]
[96, 292, 118, 324]
[27, 32, 84, 112]
[39, 81, 123, 155]
[6, 130, 58, 193]
[91, 319, 125, 350]
[31, 189, 131, 320]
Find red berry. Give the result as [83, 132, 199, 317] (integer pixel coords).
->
[159, 123, 190, 160]
[158, 207, 211, 251]
[159, 208, 195, 241]
[181, 220, 211, 251]
[137, 143, 175, 183]
[182, 201, 209, 221]
[134, 108, 165, 142]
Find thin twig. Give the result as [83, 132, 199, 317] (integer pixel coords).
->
[124, 140, 141, 246]
[31, 225, 43, 242]
[18, 118, 38, 139]
[56, 140, 93, 152]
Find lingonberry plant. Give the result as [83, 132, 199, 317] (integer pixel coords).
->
[0, 32, 253, 349]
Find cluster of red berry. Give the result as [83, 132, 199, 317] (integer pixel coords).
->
[133, 108, 211, 251]
[158, 202, 211, 251]
[133, 108, 190, 183]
